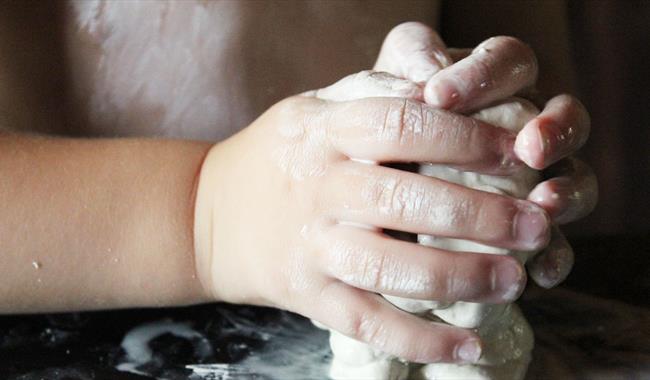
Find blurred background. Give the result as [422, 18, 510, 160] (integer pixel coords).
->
[441, 0, 650, 238]
[439, 0, 650, 306]
[0, 0, 647, 304]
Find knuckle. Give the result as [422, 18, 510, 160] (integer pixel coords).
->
[369, 174, 426, 223]
[381, 98, 425, 147]
[270, 97, 306, 126]
[351, 70, 388, 86]
[380, 98, 407, 144]
[448, 195, 478, 232]
[365, 251, 387, 291]
[350, 311, 384, 345]
[386, 21, 429, 45]
[273, 96, 322, 121]
[356, 71, 421, 98]
[495, 36, 538, 80]
[329, 240, 385, 290]
[375, 174, 407, 218]
[272, 96, 301, 115]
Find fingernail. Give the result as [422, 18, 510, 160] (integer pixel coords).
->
[538, 118, 569, 165]
[492, 260, 526, 301]
[514, 125, 543, 169]
[513, 201, 550, 250]
[425, 78, 460, 109]
[528, 178, 572, 221]
[455, 338, 482, 363]
[538, 123, 551, 150]
[541, 246, 574, 288]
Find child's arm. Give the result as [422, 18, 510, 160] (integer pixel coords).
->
[0, 133, 212, 313]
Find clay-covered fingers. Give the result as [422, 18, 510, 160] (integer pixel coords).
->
[374, 22, 453, 84]
[311, 281, 482, 363]
[322, 161, 551, 251]
[310, 70, 423, 102]
[515, 94, 591, 170]
[527, 227, 574, 288]
[325, 97, 522, 175]
[315, 224, 526, 303]
[528, 157, 598, 224]
[425, 36, 538, 113]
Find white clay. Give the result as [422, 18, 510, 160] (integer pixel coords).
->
[407, 98, 539, 380]
[416, 305, 533, 380]
[329, 330, 409, 380]
[309, 72, 539, 380]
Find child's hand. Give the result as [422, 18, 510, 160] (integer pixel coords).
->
[374, 22, 598, 289]
[193, 72, 552, 364]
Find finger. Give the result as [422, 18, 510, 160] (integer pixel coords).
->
[317, 223, 526, 303]
[311, 281, 482, 363]
[528, 157, 598, 224]
[515, 94, 591, 169]
[323, 161, 551, 251]
[311, 70, 423, 102]
[425, 36, 538, 113]
[374, 22, 453, 83]
[324, 97, 523, 175]
[527, 227, 574, 288]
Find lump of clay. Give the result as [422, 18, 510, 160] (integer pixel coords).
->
[310, 71, 540, 380]
[410, 99, 539, 380]
[328, 99, 540, 380]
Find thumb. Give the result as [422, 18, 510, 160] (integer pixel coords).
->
[374, 22, 453, 84]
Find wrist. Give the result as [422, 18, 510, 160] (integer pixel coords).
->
[193, 142, 228, 303]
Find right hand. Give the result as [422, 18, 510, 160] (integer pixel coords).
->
[193, 74, 551, 364]
[374, 22, 597, 289]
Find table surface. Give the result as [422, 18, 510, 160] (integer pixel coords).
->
[1, 235, 648, 380]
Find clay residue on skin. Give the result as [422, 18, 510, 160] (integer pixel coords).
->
[284, 246, 315, 293]
[359, 170, 472, 231]
[272, 116, 331, 180]
[328, 97, 541, 380]
[325, 238, 433, 297]
[315, 71, 423, 102]
[411, 99, 539, 379]
[272, 71, 427, 180]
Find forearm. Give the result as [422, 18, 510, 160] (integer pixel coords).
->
[0, 132, 212, 313]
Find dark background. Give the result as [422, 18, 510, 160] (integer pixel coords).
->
[440, 0, 650, 306]
[441, 0, 650, 238]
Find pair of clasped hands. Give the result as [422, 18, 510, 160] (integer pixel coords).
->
[194, 23, 597, 364]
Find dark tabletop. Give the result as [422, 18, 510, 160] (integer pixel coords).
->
[1, 234, 648, 380]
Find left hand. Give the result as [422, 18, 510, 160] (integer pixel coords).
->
[373, 22, 598, 289]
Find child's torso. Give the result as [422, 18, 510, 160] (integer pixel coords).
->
[62, 0, 440, 140]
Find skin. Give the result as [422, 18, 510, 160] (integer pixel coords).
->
[0, 2, 597, 365]
[374, 23, 597, 288]
[0, 134, 212, 312]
